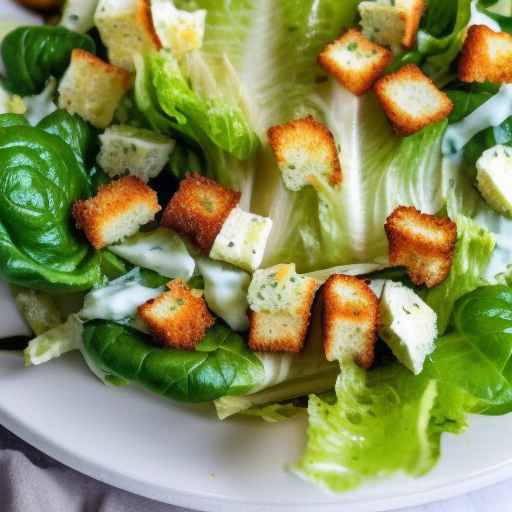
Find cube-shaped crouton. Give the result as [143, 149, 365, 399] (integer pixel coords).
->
[160, 174, 240, 253]
[58, 49, 131, 129]
[359, 0, 426, 49]
[72, 176, 161, 249]
[138, 279, 215, 350]
[248, 264, 320, 353]
[94, 0, 161, 71]
[374, 64, 453, 136]
[268, 116, 342, 191]
[97, 125, 175, 182]
[385, 206, 457, 288]
[209, 207, 273, 272]
[322, 274, 378, 367]
[318, 28, 392, 96]
[459, 25, 512, 83]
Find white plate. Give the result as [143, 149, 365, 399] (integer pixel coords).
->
[2, 2, 512, 511]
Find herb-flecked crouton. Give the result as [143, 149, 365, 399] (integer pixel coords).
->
[322, 274, 378, 367]
[138, 279, 215, 350]
[248, 264, 320, 353]
[160, 174, 240, 253]
[458, 25, 512, 84]
[374, 64, 453, 136]
[72, 175, 160, 249]
[268, 116, 342, 191]
[385, 206, 457, 288]
[58, 49, 131, 129]
[318, 28, 392, 96]
[94, 0, 161, 71]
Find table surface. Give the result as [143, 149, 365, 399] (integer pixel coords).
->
[1, 424, 511, 512]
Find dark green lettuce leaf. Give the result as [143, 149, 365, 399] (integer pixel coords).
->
[0, 122, 101, 290]
[1, 26, 95, 96]
[83, 321, 265, 402]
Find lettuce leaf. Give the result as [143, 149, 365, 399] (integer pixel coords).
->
[425, 216, 495, 334]
[294, 361, 469, 492]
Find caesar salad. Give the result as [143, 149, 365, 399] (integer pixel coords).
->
[1, 0, 512, 494]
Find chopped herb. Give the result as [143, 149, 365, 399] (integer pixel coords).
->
[347, 42, 358, 52]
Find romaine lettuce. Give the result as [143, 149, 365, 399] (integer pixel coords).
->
[294, 361, 469, 492]
[425, 216, 495, 334]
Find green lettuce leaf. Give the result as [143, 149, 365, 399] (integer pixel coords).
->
[294, 361, 469, 492]
[427, 285, 512, 413]
[425, 216, 495, 334]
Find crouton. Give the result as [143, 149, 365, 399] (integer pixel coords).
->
[268, 116, 342, 191]
[94, 0, 161, 71]
[374, 64, 453, 136]
[322, 274, 378, 367]
[160, 174, 240, 253]
[72, 175, 161, 249]
[248, 264, 320, 353]
[318, 28, 392, 96]
[385, 206, 457, 288]
[359, 0, 425, 50]
[58, 49, 131, 129]
[458, 25, 512, 83]
[16, 0, 60, 11]
[97, 125, 175, 182]
[209, 207, 273, 272]
[138, 279, 215, 350]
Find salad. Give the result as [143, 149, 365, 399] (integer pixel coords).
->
[2, 0, 512, 494]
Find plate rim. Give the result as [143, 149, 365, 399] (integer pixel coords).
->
[2, 386, 512, 512]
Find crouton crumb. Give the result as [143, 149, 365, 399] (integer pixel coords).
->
[385, 206, 457, 288]
[322, 274, 378, 368]
[161, 174, 240, 253]
[138, 279, 215, 350]
[374, 64, 453, 136]
[268, 116, 342, 191]
[72, 176, 160, 250]
[318, 28, 392, 96]
[458, 25, 512, 84]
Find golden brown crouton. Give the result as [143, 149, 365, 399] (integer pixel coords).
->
[16, 0, 61, 11]
[385, 206, 457, 288]
[322, 274, 378, 368]
[138, 279, 215, 350]
[58, 49, 132, 129]
[160, 174, 240, 253]
[318, 28, 392, 96]
[458, 25, 512, 83]
[374, 64, 453, 136]
[248, 276, 319, 353]
[94, 0, 161, 71]
[72, 176, 160, 250]
[268, 116, 342, 191]
[401, 0, 426, 48]
[359, 0, 425, 49]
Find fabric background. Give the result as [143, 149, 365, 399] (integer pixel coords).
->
[1, 424, 512, 512]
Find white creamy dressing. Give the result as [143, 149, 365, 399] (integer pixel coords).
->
[80, 269, 163, 321]
[196, 257, 250, 332]
[109, 228, 195, 280]
[469, 0, 501, 31]
[442, 85, 512, 155]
